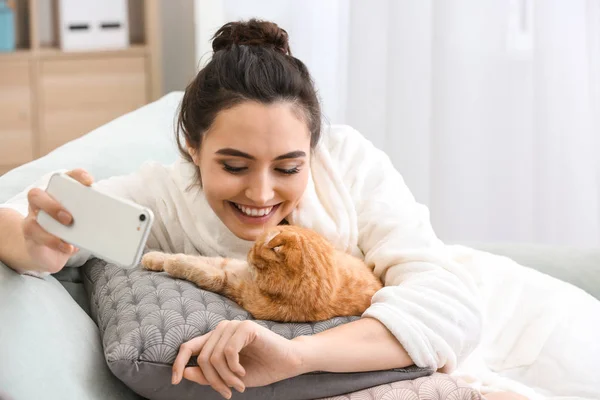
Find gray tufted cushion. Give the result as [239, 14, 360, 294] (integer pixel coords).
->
[319, 373, 483, 400]
[82, 258, 433, 400]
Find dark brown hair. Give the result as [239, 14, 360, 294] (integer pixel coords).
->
[176, 19, 321, 179]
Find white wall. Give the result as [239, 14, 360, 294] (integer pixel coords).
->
[193, 0, 350, 124]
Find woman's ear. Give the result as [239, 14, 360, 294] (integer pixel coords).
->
[187, 144, 200, 165]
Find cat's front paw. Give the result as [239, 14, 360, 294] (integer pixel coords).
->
[141, 251, 168, 272]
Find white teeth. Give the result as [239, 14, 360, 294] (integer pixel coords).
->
[235, 203, 273, 217]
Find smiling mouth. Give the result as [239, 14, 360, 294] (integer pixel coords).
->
[229, 202, 280, 218]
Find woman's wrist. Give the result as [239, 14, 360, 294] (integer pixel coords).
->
[291, 335, 320, 374]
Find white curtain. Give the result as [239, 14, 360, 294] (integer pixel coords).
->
[194, 0, 600, 247]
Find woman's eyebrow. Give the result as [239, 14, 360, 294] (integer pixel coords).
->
[215, 148, 254, 159]
[215, 148, 306, 161]
[274, 151, 306, 161]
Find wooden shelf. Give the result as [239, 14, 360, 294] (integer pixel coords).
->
[37, 44, 149, 59]
[0, 45, 149, 61]
[0, 49, 34, 61]
[0, 0, 162, 176]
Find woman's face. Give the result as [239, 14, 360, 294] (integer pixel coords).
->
[190, 101, 312, 241]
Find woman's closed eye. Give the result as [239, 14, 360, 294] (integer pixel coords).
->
[222, 162, 301, 175]
[276, 167, 300, 175]
[222, 163, 247, 173]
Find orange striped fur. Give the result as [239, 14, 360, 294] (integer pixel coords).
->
[141, 226, 382, 322]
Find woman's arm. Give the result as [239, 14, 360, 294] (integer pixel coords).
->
[294, 317, 413, 373]
[325, 126, 483, 372]
[0, 165, 163, 274]
[171, 318, 412, 399]
[0, 170, 90, 275]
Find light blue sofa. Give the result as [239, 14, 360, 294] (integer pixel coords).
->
[1, 93, 598, 400]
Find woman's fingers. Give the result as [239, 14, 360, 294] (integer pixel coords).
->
[211, 323, 246, 393]
[66, 168, 94, 186]
[22, 217, 74, 254]
[24, 187, 73, 254]
[25, 169, 93, 230]
[223, 322, 256, 378]
[197, 322, 236, 399]
[27, 188, 72, 226]
[172, 332, 212, 385]
[182, 366, 209, 385]
[174, 321, 251, 398]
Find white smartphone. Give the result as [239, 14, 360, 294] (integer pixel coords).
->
[37, 172, 154, 268]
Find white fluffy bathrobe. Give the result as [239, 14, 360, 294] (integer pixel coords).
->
[3, 125, 600, 399]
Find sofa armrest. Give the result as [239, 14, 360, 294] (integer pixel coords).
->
[0, 261, 142, 400]
[467, 243, 600, 300]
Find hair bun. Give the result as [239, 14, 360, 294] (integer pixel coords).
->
[212, 19, 291, 56]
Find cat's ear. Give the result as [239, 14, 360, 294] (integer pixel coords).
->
[264, 230, 281, 247]
[273, 245, 283, 253]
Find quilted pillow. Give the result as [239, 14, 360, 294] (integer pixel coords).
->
[83, 258, 433, 400]
[319, 373, 483, 400]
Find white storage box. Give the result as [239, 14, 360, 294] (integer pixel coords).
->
[58, 0, 129, 52]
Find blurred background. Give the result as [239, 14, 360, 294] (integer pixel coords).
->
[0, 0, 598, 247]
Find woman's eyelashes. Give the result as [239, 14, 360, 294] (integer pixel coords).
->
[221, 162, 301, 175]
[222, 163, 247, 173]
[276, 167, 300, 175]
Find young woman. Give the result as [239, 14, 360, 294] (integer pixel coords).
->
[1, 19, 598, 400]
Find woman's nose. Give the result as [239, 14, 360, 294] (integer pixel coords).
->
[245, 174, 275, 205]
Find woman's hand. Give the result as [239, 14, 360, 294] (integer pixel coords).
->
[172, 320, 306, 399]
[22, 169, 94, 273]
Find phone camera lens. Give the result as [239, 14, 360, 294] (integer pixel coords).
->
[139, 214, 146, 222]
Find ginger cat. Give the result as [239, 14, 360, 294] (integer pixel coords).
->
[141, 225, 382, 322]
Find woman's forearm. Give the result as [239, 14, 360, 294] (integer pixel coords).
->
[293, 317, 413, 373]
